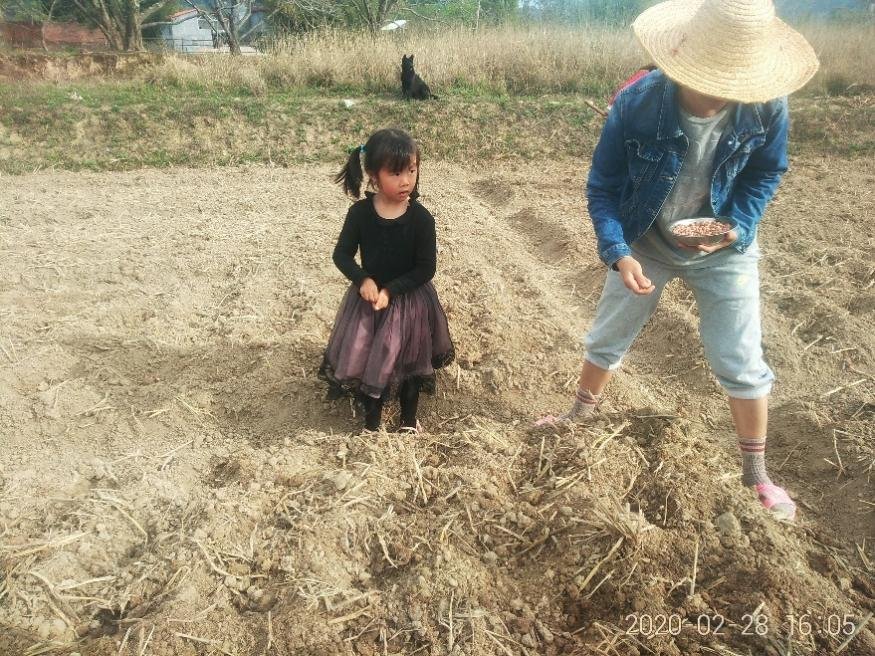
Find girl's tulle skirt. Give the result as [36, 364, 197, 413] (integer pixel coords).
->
[319, 282, 455, 398]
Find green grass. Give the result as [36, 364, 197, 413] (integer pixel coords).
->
[0, 81, 872, 175]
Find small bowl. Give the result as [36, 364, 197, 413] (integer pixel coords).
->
[669, 217, 735, 247]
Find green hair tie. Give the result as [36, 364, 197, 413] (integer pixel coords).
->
[347, 144, 366, 155]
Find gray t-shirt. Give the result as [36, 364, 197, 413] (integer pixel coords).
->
[633, 105, 756, 267]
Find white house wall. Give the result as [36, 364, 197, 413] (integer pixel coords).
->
[162, 15, 216, 53]
[160, 8, 266, 53]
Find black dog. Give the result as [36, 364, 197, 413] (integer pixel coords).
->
[401, 54, 437, 100]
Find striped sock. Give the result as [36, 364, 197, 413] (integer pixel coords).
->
[738, 436, 771, 487]
[566, 387, 599, 421]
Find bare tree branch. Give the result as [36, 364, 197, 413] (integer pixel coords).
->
[239, 4, 281, 41]
[41, 0, 59, 52]
[401, 5, 446, 23]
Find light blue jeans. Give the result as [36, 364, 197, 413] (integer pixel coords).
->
[583, 249, 774, 399]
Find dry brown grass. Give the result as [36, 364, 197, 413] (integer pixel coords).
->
[1, 22, 873, 174]
[140, 24, 642, 96]
[260, 24, 643, 94]
[802, 20, 875, 94]
[136, 21, 875, 96]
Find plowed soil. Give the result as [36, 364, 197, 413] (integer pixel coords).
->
[1, 157, 873, 656]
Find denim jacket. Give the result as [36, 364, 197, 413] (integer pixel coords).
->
[586, 70, 789, 267]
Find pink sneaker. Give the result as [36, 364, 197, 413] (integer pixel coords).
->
[755, 483, 797, 522]
[533, 414, 567, 427]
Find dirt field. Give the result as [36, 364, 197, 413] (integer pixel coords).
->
[1, 157, 873, 656]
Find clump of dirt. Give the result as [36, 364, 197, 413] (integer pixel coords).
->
[0, 160, 872, 655]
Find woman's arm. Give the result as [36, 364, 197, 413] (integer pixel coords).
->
[727, 98, 789, 252]
[586, 103, 632, 267]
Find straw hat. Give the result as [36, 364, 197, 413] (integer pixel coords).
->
[632, 0, 820, 103]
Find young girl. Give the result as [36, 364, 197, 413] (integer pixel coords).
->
[319, 128, 454, 433]
[538, 0, 819, 522]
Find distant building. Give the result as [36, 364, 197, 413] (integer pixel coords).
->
[0, 21, 108, 49]
[158, 4, 267, 53]
[159, 8, 218, 52]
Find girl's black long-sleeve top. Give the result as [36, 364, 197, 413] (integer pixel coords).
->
[332, 195, 437, 297]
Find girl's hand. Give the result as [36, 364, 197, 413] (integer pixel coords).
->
[359, 278, 379, 303]
[372, 289, 391, 311]
[616, 256, 655, 295]
[677, 229, 738, 254]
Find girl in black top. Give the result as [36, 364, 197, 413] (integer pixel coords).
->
[319, 128, 454, 433]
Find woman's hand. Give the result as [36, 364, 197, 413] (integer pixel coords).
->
[616, 256, 655, 295]
[373, 289, 391, 311]
[359, 278, 379, 303]
[677, 229, 738, 254]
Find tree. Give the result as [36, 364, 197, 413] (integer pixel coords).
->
[268, 0, 402, 34]
[269, 0, 518, 32]
[3, 0, 51, 50]
[342, 0, 404, 33]
[406, 0, 518, 27]
[474, 0, 518, 24]
[66, 0, 180, 50]
[270, 0, 339, 32]
[526, 0, 648, 24]
[0, 0, 78, 50]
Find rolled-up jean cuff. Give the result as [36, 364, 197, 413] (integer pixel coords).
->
[583, 354, 623, 372]
[719, 362, 775, 398]
[722, 381, 774, 400]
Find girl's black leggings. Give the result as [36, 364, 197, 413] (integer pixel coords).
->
[361, 380, 420, 431]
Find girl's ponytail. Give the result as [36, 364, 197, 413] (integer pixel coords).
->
[334, 146, 365, 198]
